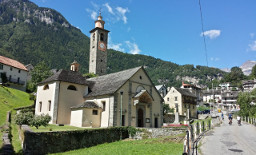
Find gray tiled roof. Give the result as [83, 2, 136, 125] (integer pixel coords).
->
[71, 101, 100, 109]
[39, 69, 87, 85]
[85, 66, 142, 97]
[175, 88, 197, 98]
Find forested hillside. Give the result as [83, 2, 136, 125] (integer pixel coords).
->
[0, 0, 227, 87]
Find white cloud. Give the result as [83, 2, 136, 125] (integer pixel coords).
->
[116, 7, 129, 24]
[109, 43, 125, 52]
[104, 3, 114, 15]
[210, 57, 220, 61]
[201, 30, 221, 39]
[249, 41, 256, 51]
[86, 9, 97, 20]
[125, 41, 141, 54]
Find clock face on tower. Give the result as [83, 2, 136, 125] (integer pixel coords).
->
[98, 41, 106, 51]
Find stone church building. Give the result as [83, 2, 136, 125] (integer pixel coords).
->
[35, 13, 163, 128]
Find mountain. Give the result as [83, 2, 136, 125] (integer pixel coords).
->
[240, 60, 256, 76]
[0, 0, 227, 88]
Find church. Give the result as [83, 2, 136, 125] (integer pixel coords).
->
[35, 13, 163, 128]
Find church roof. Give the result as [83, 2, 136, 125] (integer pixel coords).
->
[85, 66, 142, 97]
[71, 101, 101, 109]
[175, 87, 197, 98]
[0, 55, 28, 71]
[39, 69, 87, 85]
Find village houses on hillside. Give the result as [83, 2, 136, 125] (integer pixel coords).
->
[35, 13, 163, 128]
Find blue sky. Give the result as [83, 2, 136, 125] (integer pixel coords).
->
[30, 0, 256, 69]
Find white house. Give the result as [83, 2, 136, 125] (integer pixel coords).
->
[0, 55, 28, 91]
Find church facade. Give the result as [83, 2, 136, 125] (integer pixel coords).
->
[35, 13, 163, 128]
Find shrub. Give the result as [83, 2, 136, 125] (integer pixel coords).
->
[29, 114, 51, 129]
[14, 112, 34, 126]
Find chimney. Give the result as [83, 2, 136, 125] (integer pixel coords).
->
[70, 60, 79, 72]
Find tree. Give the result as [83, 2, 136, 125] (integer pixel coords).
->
[28, 61, 53, 92]
[29, 114, 51, 129]
[237, 92, 252, 117]
[163, 104, 174, 115]
[83, 72, 97, 78]
[14, 112, 34, 127]
[250, 65, 256, 79]
[224, 67, 246, 86]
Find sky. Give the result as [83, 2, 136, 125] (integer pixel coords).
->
[30, 0, 256, 69]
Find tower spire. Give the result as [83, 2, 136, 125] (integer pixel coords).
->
[95, 9, 105, 29]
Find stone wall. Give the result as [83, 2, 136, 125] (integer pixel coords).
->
[20, 127, 129, 155]
[132, 128, 186, 140]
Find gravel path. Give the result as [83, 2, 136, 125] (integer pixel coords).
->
[200, 117, 256, 155]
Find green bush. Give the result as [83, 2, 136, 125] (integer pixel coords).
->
[14, 112, 34, 126]
[29, 114, 51, 129]
[14, 112, 51, 129]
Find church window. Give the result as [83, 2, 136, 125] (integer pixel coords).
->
[175, 97, 178, 101]
[48, 101, 51, 111]
[102, 101, 106, 111]
[100, 33, 104, 41]
[92, 110, 98, 115]
[139, 76, 142, 80]
[167, 97, 169, 101]
[39, 102, 42, 112]
[67, 85, 77, 91]
[0, 64, 3, 70]
[43, 84, 49, 90]
[93, 33, 95, 41]
[10, 67, 12, 71]
[122, 115, 125, 126]
[18, 70, 21, 73]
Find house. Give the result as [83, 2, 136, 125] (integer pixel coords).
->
[0, 55, 28, 91]
[155, 84, 167, 98]
[35, 13, 163, 128]
[180, 82, 203, 105]
[202, 89, 222, 103]
[164, 87, 197, 118]
[242, 80, 256, 92]
[221, 90, 239, 110]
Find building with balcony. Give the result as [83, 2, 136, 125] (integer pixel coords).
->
[242, 80, 256, 92]
[0, 55, 28, 91]
[164, 87, 197, 118]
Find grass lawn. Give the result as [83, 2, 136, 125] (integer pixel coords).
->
[0, 131, 2, 152]
[0, 86, 34, 127]
[52, 134, 185, 155]
[30, 124, 85, 132]
[11, 112, 23, 154]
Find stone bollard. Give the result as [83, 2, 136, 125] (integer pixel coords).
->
[194, 124, 197, 139]
[199, 122, 202, 134]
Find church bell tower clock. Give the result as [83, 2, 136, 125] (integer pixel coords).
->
[89, 12, 110, 76]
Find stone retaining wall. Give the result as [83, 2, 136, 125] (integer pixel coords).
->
[20, 127, 129, 155]
[132, 128, 186, 140]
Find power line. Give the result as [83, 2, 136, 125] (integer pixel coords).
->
[198, 0, 209, 67]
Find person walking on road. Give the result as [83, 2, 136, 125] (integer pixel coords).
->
[237, 115, 241, 126]
[228, 113, 232, 125]
[221, 112, 224, 120]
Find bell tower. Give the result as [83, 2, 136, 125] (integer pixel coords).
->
[89, 12, 110, 76]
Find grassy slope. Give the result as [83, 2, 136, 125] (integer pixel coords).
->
[0, 86, 33, 127]
[52, 134, 185, 155]
[0, 86, 33, 152]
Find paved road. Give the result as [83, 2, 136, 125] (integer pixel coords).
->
[200, 117, 256, 155]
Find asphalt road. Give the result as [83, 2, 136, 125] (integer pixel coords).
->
[200, 117, 256, 155]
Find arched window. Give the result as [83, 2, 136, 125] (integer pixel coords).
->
[67, 85, 77, 91]
[100, 33, 104, 41]
[43, 84, 49, 90]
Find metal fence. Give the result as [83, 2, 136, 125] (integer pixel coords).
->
[183, 118, 221, 155]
